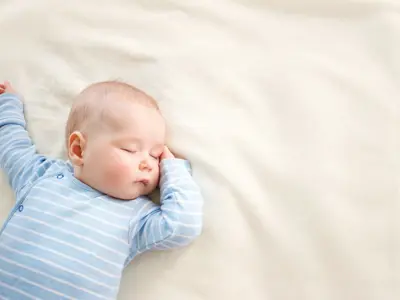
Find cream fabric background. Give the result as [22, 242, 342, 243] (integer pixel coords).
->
[0, 1, 399, 299]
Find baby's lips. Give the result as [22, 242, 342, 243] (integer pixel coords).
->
[136, 178, 149, 185]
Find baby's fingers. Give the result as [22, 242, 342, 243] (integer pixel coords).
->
[4, 81, 13, 91]
[160, 146, 175, 160]
[2, 81, 17, 95]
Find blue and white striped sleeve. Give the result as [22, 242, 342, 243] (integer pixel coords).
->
[130, 159, 203, 256]
[0, 93, 52, 195]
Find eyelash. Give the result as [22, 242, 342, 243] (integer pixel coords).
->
[122, 148, 137, 154]
[122, 148, 160, 159]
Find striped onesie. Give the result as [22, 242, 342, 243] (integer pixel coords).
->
[0, 93, 203, 299]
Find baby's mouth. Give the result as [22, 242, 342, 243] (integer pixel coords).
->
[136, 179, 149, 185]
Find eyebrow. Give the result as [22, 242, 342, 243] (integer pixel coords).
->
[125, 137, 142, 143]
[114, 136, 139, 142]
[117, 138, 164, 150]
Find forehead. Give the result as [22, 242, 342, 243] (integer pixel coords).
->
[100, 99, 166, 141]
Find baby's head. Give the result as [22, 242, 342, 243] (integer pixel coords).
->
[65, 81, 165, 200]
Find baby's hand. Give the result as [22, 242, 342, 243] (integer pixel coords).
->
[0, 81, 17, 95]
[160, 146, 175, 160]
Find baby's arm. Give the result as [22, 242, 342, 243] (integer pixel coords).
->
[0, 82, 52, 195]
[130, 147, 203, 256]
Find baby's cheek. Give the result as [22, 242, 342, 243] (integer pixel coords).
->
[104, 153, 132, 185]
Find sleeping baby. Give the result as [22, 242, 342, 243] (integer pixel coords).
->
[0, 80, 203, 299]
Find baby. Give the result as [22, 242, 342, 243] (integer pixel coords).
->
[0, 81, 203, 299]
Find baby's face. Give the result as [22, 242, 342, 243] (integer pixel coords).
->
[80, 100, 166, 200]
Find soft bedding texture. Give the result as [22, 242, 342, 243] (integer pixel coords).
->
[0, 0, 399, 299]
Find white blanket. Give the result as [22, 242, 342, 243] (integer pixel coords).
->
[0, 1, 398, 299]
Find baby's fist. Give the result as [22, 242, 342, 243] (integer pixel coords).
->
[160, 146, 175, 160]
[0, 81, 17, 95]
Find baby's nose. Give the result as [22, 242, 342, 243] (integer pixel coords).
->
[139, 160, 152, 172]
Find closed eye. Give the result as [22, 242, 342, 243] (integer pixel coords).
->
[150, 150, 162, 159]
[150, 154, 160, 160]
[121, 148, 137, 154]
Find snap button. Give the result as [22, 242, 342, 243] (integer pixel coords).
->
[18, 205, 24, 212]
[56, 174, 64, 179]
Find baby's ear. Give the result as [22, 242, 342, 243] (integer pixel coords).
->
[68, 131, 86, 166]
